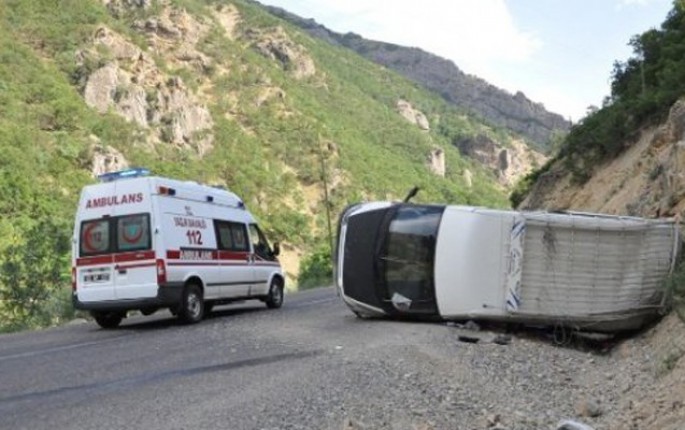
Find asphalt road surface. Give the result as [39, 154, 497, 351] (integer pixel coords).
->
[0, 287, 357, 430]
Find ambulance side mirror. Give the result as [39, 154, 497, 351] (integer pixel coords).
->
[272, 242, 280, 257]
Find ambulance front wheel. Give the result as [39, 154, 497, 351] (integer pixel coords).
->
[92, 311, 124, 329]
[178, 283, 204, 324]
[265, 279, 284, 309]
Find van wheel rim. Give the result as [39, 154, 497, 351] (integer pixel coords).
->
[187, 293, 201, 317]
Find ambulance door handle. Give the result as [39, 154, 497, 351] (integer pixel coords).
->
[115, 265, 127, 274]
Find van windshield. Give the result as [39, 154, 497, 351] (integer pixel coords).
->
[80, 213, 151, 257]
[380, 205, 442, 314]
[339, 204, 443, 316]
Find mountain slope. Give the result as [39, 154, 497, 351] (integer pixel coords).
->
[0, 0, 551, 331]
[262, 4, 571, 151]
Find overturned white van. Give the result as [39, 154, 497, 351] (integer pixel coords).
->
[72, 168, 284, 328]
[335, 202, 681, 332]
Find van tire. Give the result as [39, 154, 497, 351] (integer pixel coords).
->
[178, 283, 204, 324]
[93, 312, 124, 329]
[265, 279, 284, 309]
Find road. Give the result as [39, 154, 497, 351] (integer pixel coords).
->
[0, 287, 344, 429]
[2, 287, 445, 430]
[0, 287, 636, 430]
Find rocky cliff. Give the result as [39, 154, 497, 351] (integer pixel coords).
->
[263, 5, 571, 151]
[521, 98, 685, 219]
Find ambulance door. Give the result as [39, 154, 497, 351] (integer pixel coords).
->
[248, 223, 277, 296]
[215, 220, 253, 298]
[112, 213, 155, 300]
[77, 218, 116, 302]
[111, 180, 156, 300]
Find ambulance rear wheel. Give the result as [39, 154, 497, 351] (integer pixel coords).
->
[265, 279, 284, 309]
[178, 283, 204, 324]
[92, 311, 124, 329]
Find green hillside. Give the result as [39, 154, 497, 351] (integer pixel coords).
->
[0, 0, 518, 331]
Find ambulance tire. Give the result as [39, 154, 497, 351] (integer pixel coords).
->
[93, 311, 124, 329]
[178, 283, 204, 324]
[265, 279, 284, 309]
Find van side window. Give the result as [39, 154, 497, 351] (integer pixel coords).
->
[215, 221, 249, 252]
[249, 224, 273, 260]
[117, 214, 151, 252]
[80, 219, 111, 256]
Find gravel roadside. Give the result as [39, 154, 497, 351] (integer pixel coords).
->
[243, 298, 685, 430]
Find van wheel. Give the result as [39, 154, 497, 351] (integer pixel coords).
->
[92, 311, 124, 329]
[178, 283, 204, 324]
[265, 279, 284, 309]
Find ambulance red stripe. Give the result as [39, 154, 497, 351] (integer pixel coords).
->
[76, 250, 155, 267]
[115, 262, 157, 270]
[166, 250, 250, 261]
[115, 250, 156, 263]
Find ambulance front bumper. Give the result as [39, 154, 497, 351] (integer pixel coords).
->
[72, 282, 185, 311]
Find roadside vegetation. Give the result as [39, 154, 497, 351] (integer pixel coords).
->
[664, 258, 685, 324]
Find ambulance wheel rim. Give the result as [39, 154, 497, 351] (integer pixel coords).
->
[179, 283, 204, 323]
[186, 291, 201, 318]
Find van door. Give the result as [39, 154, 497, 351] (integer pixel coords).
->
[112, 213, 156, 300]
[77, 218, 116, 302]
[248, 223, 277, 296]
[215, 220, 253, 298]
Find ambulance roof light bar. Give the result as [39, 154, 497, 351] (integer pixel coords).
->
[98, 167, 150, 183]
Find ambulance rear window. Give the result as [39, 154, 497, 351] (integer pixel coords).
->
[117, 214, 151, 252]
[80, 219, 111, 256]
[79, 214, 151, 257]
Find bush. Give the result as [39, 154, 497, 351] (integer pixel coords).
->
[0, 219, 72, 332]
[663, 256, 685, 323]
[297, 243, 333, 290]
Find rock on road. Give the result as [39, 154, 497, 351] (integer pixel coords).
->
[0, 287, 656, 430]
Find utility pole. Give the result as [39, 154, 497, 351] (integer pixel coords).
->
[317, 133, 334, 254]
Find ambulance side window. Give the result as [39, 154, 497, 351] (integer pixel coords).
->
[80, 219, 111, 256]
[116, 214, 151, 252]
[215, 221, 249, 252]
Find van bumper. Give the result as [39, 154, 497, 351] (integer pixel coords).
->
[72, 282, 185, 311]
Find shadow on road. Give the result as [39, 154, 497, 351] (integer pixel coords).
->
[114, 304, 269, 331]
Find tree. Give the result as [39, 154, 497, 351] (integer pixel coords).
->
[0, 219, 72, 331]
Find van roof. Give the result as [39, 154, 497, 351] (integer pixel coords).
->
[82, 176, 245, 209]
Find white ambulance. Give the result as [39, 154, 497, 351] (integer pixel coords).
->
[72, 168, 284, 328]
